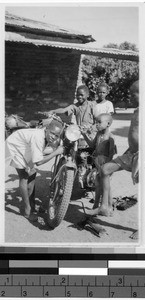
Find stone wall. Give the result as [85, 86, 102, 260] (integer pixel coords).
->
[5, 42, 81, 121]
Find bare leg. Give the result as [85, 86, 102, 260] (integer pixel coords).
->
[28, 171, 36, 212]
[82, 162, 121, 217]
[84, 167, 112, 216]
[16, 169, 31, 216]
[95, 172, 111, 216]
[108, 184, 113, 216]
[16, 168, 38, 221]
[96, 162, 121, 216]
[93, 176, 101, 209]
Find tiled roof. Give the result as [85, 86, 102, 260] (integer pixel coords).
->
[5, 12, 95, 43]
[5, 31, 139, 62]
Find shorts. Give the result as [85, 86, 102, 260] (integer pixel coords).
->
[113, 149, 135, 172]
[10, 159, 36, 175]
[6, 139, 36, 175]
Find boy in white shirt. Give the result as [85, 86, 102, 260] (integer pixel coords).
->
[6, 120, 63, 222]
[94, 83, 114, 117]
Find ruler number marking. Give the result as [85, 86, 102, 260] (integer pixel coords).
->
[22, 290, 27, 297]
[133, 291, 138, 297]
[62, 277, 66, 284]
[1, 291, 5, 297]
[88, 291, 93, 297]
[67, 291, 71, 297]
[45, 290, 49, 297]
[118, 278, 123, 285]
[111, 291, 115, 297]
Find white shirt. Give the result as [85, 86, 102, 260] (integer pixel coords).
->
[6, 128, 45, 170]
[94, 100, 114, 116]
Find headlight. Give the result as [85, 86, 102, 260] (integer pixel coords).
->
[65, 124, 81, 142]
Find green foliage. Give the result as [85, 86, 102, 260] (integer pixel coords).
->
[82, 42, 139, 107]
[103, 43, 118, 49]
[118, 41, 138, 52]
[104, 41, 138, 52]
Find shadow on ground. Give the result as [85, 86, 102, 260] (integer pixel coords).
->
[65, 202, 137, 237]
[5, 169, 54, 231]
[111, 126, 129, 138]
[5, 174, 19, 183]
[5, 169, 89, 232]
[113, 110, 133, 121]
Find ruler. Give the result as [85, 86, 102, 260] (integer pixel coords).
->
[1, 255, 145, 298]
[0, 274, 145, 298]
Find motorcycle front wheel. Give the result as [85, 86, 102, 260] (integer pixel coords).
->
[47, 166, 75, 228]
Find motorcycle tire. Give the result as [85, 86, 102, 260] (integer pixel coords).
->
[47, 167, 74, 228]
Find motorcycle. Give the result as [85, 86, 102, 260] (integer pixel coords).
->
[46, 114, 98, 229]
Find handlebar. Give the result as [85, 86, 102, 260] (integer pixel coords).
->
[38, 112, 64, 126]
[37, 111, 60, 119]
[37, 112, 93, 133]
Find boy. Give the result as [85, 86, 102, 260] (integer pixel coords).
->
[42, 85, 96, 148]
[87, 80, 139, 217]
[94, 83, 114, 117]
[81, 113, 116, 213]
[6, 120, 64, 222]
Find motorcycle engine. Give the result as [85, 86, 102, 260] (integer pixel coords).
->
[86, 168, 99, 189]
[77, 149, 96, 189]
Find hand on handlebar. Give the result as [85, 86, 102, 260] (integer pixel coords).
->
[37, 111, 54, 117]
[80, 125, 88, 135]
[55, 146, 64, 156]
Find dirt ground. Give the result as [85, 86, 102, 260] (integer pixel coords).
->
[5, 109, 139, 245]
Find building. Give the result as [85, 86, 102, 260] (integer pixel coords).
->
[5, 12, 139, 121]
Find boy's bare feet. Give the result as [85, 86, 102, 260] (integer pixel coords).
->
[23, 207, 38, 222]
[94, 206, 109, 217]
[24, 213, 38, 222]
[83, 206, 113, 217]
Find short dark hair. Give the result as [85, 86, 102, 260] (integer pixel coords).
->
[95, 113, 113, 126]
[45, 119, 63, 143]
[46, 119, 63, 132]
[77, 85, 89, 95]
[97, 82, 108, 92]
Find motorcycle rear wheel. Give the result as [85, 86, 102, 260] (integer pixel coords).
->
[47, 166, 74, 228]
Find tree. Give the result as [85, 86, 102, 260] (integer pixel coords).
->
[104, 41, 138, 52]
[119, 41, 138, 52]
[103, 43, 118, 49]
[81, 42, 139, 107]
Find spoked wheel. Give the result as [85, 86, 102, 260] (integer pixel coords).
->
[47, 164, 75, 228]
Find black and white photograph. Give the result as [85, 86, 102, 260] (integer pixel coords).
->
[3, 2, 142, 245]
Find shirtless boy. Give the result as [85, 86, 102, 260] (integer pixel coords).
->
[84, 80, 139, 217]
[81, 113, 116, 212]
